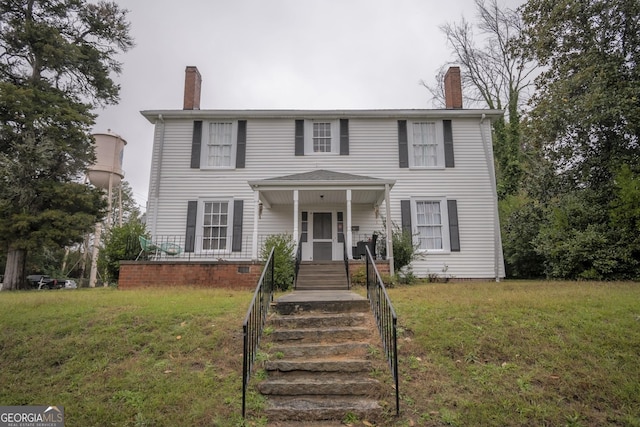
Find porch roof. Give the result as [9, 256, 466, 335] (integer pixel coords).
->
[248, 170, 395, 207]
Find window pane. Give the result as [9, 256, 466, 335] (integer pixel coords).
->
[202, 202, 229, 251]
[207, 122, 233, 167]
[416, 201, 443, 250]
[313, 122, 332, 153]
[412, 122, 438, 166]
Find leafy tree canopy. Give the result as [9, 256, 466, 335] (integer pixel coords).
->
[521, 0, 640, 192]
[512, 0, 640, 280]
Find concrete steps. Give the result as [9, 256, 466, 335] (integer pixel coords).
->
[296, 262, 348, 290]
[264, 396, 381, 422]
[255, 291, 383, 423]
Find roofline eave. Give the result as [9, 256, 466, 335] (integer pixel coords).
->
[141, 108, 504, 123]
[248, 180, 396, 189]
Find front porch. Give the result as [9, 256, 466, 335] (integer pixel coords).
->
[248, 170, 396, 273]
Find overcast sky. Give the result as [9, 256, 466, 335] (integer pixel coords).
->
[93, 0, 525, 211]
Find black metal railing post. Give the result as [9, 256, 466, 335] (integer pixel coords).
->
[294, 234, 302, 289]
[343, 241, 351, 290]
[241, 247, 275, 419]
[365, 246, 400, 416]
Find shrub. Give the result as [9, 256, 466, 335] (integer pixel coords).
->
[397, 267, 418, 285]
[377, 223, 422, 273]
[260, 234, 295, 291]
[99, 220, 148, 284]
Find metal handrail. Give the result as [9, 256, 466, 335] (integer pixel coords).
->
[365, 245, 400, 416]
[294, 234, 303, 290]
[241, 247, 275, 418]
[343, 241, 351, 290]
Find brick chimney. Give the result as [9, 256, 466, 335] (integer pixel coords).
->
[183, 66, 202, 110]
[444, 66, 463, 109]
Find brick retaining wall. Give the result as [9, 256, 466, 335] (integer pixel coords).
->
[118, 260, 392, 290]
[119, 261, 263, 289]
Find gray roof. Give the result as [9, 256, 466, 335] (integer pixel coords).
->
[249, 170, 395, 187]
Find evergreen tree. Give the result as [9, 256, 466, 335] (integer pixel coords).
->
[0, 0, 133, 290]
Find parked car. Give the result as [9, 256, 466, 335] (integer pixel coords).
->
[63, 279, 78, 289]
[26, 275, 59, 289]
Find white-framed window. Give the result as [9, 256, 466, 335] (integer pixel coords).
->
[413, 198, 450, 252]
[313, 122, 332, 152]
[409, 120, 444, 168]
[305, 120, 338, 154]
[203, 121, 236, 168]
[201, 201, 231, 251]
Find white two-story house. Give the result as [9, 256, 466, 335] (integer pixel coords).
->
[140, 66, 504, 281]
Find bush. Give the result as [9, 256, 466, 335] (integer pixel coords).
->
[99, 220, 147, 284]
[377, 223, 422, 273]
[260, 234, 295, 291]
[397, 267, 418, 285]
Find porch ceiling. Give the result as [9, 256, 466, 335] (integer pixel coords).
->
[248, 169, 395, 207]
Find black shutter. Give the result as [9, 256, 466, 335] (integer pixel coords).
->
[398, 120, 409, 168]
[447, 199, 460, 252]
[444, 120, 455, 168]
[400, 200, 412, 234]
[190, 121, 202, 168]
[232, 200, 244, 252]
[295, 119, 304, 156]
[185, 201, 198, 252]
[236, 120, 247, 168]
[340, 119, 349, 155]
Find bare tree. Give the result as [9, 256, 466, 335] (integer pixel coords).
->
[423, 0, 537, 115]
[422, 0, 538, 199]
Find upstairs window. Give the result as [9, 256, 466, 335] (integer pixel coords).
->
[206, 122, 234, 168]
[302, 120, 339, 154]
[399, 120, 448, 169]
[412, 122, 439, 167]
[191, 120, 246, 170]
[296, 119, 349, 156]
[313, 122, 332, 153]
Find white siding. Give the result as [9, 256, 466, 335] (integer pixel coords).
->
[146, 115, 504, 278]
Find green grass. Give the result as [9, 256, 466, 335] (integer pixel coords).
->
[388, 281, 640, 426]
[1, 282, 639, 426]
[0, 288, 253, 427]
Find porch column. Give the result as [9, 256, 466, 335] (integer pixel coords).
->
[293, 190, 299, 246]
[346, 189, 353, 259]
[252, 190, 259, 260]
[385, 183, 394, 275]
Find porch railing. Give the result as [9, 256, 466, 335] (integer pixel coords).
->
[136, 234, 272, 261]
[365, 245, 400, 416]
[241, 247, 275, 418]
[343, 239, 351, 290]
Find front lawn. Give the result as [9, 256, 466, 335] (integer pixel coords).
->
[1, 281, 638, 426]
